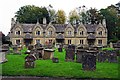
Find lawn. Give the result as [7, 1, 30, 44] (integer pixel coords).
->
[1, 49, 119, 79]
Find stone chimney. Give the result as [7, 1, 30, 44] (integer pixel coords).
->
[11, 18, 15, 27]
[102, 19, 106, 27]
[43, 17, 47, 24]
[36, 19, 39, 24]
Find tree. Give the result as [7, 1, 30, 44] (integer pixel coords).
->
[100, 5, 119, 42]
[86, 8, 103, 24]
[48, 8, 57, 23]
[56, 10, 66, 24]
[15, 5, 50, 24]
[69, 9, 79, 24]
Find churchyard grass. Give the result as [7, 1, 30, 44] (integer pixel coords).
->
[1, 48, 118, 78]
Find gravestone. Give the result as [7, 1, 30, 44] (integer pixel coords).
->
[82, 50, 97, 71]
[13, 45, 20, 54]
[58, 44, 63, 52]
[25, 54, 36, 68]
[0, 45, 9, 63]
[76, 49, 86, 63]
[52, 57, 59, 63]
[65, 45, 75, 62]
[35, 43, 44, 59]
[43, 49, 54, 60]
[107, 50, 118, 63]
[28, 45, 34, 50]
[97, 51, 107, 62]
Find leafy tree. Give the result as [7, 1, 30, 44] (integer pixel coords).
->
[56, 10, 66, 24]
[48, 8, 57, 23]
[15, 5, 50, 24]
[86, 8, 103, 24]
[100, 5, 119, 42]
[69, 9, 79, 24]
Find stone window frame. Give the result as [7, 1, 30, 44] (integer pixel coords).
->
[80, 31, 84, 35]
[15, 27, 21, 35]
[49, 39, 52, 43]
[48, 30, 53, 36]
[16, 39, 21, 45]
[15, 31, 21, 35]
[98, 39, 102, 45]
[80, 40, 84, 44]
[68, 30, 72, 35]
[98, 31, 102, 35]
[68, 40, 71, 44]
[36, 30, 41, 36]
[36, 39, 40, 44]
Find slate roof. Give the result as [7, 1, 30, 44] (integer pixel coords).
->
[12, 23, 100, 34]
[53, 24, 67, 32]
[85, 24, 97, 33]
[22, 24, 35, 32]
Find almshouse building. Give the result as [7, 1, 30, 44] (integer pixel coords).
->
[9, 18, 107, 47]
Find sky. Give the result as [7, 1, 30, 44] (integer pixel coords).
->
[0, 0, 119, 35]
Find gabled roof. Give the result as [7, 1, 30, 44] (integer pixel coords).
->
[22, 24, 35, 32]
[53, 24, 67, 32]
[85, 24, 98, 33]
[12, 22, 104, 33]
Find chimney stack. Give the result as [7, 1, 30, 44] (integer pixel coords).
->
[43, 17, 47, 24]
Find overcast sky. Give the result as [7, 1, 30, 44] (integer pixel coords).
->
[0, 0, 119, 35]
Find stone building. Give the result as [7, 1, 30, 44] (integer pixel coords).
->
[9, 18, 107, 47]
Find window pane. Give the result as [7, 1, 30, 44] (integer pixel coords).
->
[36, 40, 40, 44]
[16, 40, 20, 45]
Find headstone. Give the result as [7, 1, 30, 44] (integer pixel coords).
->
[82, 50, 96, 71]
[107, 50, 118, 63]
[0, 45, 8, 63]
[52, 57, 59, 63]
[97, 51, 107, 62]
[13, 45, 20, 54]
[25, 54, 36, 68]
[34, 43, 44, 59]
[28, 45, 34, 50]
[43, 49, 54, 60]
[58, 44, 63, 52]
[65, 44, 75, 62]
[76, 49, 86, 63]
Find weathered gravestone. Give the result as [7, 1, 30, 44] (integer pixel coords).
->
[25, 54, 36, 68]
[43, 49, 54, 60]
[28, 45, 34, 50]
[106, 50, 118, 63]
[0, 45, 8, 63]
[52, 57, 59, 63]
[34, 43, 44, 59]
[58, 44, 63, 52]
[82, 50, 97, 71]
[97, 51, 107, 62]
[12, 45, 21, 54]
[65, 44, 75, 62]
[76, 48, 86, 63]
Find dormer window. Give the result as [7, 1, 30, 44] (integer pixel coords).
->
[68, 31, 72, 35]
[16, 31, 21, 35]
[36, 31, 41, 35]
[80, 31, 84, 35]
[98, 31, 102, 35]
[48, 31, 53, 35]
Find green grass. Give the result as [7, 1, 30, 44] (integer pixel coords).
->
[1, 49, 119, 78]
